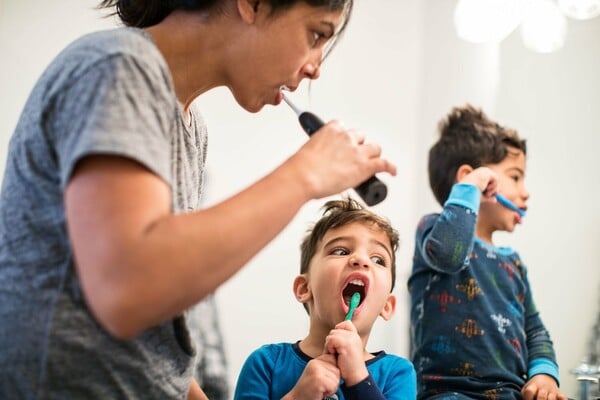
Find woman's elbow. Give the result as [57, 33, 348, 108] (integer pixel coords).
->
[84, 286, 146, 340]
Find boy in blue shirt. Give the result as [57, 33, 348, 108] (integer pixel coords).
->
[409, 104, 566, 400]
[235, 197, 416, 399]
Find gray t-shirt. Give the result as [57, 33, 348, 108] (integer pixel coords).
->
[0, 28, 216, 399]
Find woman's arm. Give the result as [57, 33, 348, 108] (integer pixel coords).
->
[66, 122, 395, 339]
[66, 155, 308, 338]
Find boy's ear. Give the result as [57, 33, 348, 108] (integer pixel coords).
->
[379, 293, 397, 321]
[293, 275, 312, 304]
[237, 0, 260, 24]
[455, 164, 474, 183]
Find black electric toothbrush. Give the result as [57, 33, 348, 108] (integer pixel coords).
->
[281, 91, 387, 206]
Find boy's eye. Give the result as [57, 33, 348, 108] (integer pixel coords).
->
[331, 248, 349, 256]
[371, 256, 387, 266]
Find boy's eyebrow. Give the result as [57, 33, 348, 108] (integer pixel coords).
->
[323, 236, 393, 260]
[371, 239, 393, 261]
[505, 166, 525, 176]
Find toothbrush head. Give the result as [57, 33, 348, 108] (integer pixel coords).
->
[345, 292, 361, 321]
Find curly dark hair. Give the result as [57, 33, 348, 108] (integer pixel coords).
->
[428, 104, 527, 206]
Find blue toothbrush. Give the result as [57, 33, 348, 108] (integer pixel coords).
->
[345, 292, 361, 321]
[495, 194, 526, 217]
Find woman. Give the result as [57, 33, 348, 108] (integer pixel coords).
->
[0, 0, 396, 398]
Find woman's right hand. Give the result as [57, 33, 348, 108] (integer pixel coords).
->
[284, 120, 397, 200]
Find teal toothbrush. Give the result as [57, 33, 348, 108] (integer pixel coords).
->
[345, 292, 361, 321]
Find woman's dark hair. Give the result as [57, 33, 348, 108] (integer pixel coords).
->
[428, 104, 527, 206]
[98, 0, 353, 54]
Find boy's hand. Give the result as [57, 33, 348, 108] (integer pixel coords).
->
[324, 320, 369, 386]
[284, 354, 340, 400]
[521, 374, 568, 400]
[460, 166, 498, 199]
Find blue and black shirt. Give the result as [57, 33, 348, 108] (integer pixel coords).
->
[409, 183, 558, 400]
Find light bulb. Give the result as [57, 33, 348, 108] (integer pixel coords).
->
[558, 0, 600, 19]
[454, 0, 525, 43]
[520, 0, 568, 53]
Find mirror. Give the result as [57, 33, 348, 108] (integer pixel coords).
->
[1, 1, 598, 397]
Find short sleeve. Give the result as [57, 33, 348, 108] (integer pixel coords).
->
[47, 53, 177, 189]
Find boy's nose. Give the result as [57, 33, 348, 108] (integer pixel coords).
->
[350, 255, 369, 269]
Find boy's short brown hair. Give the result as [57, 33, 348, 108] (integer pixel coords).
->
[300, 197, 399, 292]
[428, 104, 527, 206]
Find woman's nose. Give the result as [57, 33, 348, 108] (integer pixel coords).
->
[300, 45, 325, 80]
[301, 58, 321, 80]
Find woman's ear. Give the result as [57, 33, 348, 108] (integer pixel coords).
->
[237, 0, 260, 24]
[379, 293, 397, 321]
[455, 164, 474, 183]
[293, 275, 312, 304]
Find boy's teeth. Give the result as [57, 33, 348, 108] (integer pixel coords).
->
[349, 279, 365, 286]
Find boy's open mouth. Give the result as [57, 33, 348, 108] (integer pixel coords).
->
[342, 278, 366, 307]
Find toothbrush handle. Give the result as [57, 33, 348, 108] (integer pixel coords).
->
[298, 112, 324, 135]
[298, 111, 388, 206]
[495, 194, 526, 217]
[354, 176, 388, 207]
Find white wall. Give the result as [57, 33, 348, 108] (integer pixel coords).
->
[1, 1, 598, 398]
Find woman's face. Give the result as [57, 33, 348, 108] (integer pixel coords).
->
[228, 2, 346, 112]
